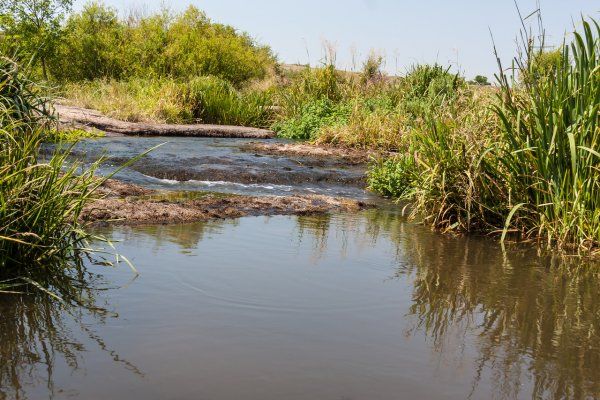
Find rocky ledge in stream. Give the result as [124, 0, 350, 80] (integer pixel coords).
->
[56, 104, 275, 138]
[81, 179, 373, 225]
[241, 142, 381, 166]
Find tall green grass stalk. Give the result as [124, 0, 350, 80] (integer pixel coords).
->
[493, 18, 599, 251]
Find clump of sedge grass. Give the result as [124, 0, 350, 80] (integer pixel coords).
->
[368, 17, 599, 254]
[492, 18, 600, 251]
[0, 57, 134, 301]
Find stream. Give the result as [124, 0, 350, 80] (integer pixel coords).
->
[2, 137, 600, 399]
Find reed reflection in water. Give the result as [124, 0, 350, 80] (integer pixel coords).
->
[0, 210, 598, 399]
[0, 289, 142, 399]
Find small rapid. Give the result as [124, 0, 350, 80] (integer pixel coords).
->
[49, 136, 374, 199]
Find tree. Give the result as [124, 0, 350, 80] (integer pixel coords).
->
[472, 75, 490, 86]
[0, 0, 73, 79]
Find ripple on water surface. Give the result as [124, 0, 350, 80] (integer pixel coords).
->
[2, 209, 599, 400]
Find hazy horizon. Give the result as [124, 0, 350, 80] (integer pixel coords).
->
[72, 0, 599, 80]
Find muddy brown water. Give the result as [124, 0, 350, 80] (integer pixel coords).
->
[2, 209, 600, 399]
[4, 137, 599, 399]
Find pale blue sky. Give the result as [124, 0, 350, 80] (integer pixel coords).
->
[72, 0, 599, 80]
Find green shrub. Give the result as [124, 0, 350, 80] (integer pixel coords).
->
[51, 2, 125, 81]
[49, 3, 275, 85]
[273, 98, 351, 140]
[399, 64, 465, 117]
[367, 156, 415, 198]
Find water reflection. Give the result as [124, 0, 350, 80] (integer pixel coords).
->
[294, 209, 600, 399]
[0, 292, 141, 399]
[394, 232, 600, 399]
[1, 210, 599, 399]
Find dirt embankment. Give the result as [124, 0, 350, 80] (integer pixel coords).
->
[56, 104, 275, 139]
[82, 180, 372, 225]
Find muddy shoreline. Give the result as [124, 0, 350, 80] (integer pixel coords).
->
[82, 179, 372, 225]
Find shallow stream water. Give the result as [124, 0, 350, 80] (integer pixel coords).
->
[3, 137, 599, 399]
[53, 136, 370, 199]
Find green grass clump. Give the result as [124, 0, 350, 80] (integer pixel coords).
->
[0, 56, 52, 124]
[0, 57, 122, 301]
[491, 18, 600, 250]
[0, 123, 101, 297]
[62, 77, 189, 123]
[366, 18, 599, 253]
[44, 128, 104, 143]
[63, 76, 273, 127]
[182, 76, 273, 127]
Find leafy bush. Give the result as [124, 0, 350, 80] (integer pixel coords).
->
[51, 2, 125, 81]
[49, 3, 275, 85]
[367, 155, 415, 198]
[273, 98, 350, 140]
[399, 64, 465, 117]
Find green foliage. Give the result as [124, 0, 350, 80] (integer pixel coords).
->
[366, 18, 599, 253]
[0, 0, 73, 79]
[400, 64, 465, 117]
[524, 48, 564, 84]
[51, 2, 125, 81]
[44, 128, 104, 142]
[0, 56, 52, 123]
[493, 18, 600, 250]
[401, 64, 463, 100]
[472, 75, 490, 85]
[360, 53, 384, 85]
[273, 98, 350, 140]
[0, 56, 105, 299]
[163, 7, 273, 85]
[181, 76, 273, 126]
[63, 76, 273, 127]
[367, 156, 414, 197]
[48, 3, 275, 85]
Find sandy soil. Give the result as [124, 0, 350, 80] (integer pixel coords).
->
[81, 180, 371, 225]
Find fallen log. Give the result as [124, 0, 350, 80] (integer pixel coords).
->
[55, 104, 275, 139]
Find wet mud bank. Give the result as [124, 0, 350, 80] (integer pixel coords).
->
[82, 179, 373, 225]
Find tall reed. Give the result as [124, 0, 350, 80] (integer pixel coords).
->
[493, 18, 599, 250]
